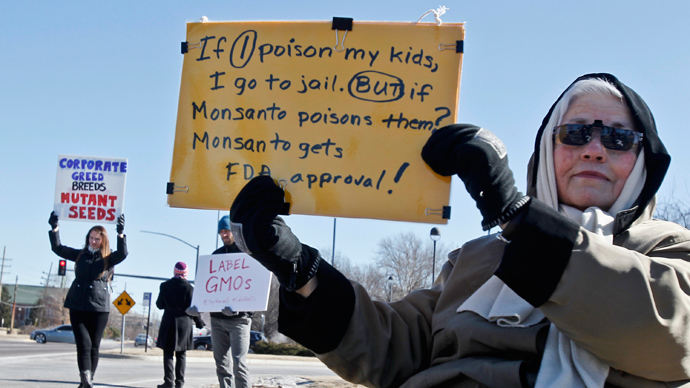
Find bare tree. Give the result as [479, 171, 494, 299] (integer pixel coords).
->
[321, 234, 454, 301]
[321, 253, 390, 301]
[655, 195, 690, 228]
[375, 232, 430, 295]
[43, 287, 69, 327]
[375, 232, 453, 297]
[0, 286, 11, 327]
[251, 274, 280, 341]
[350, 262, 390, 301]
[317, 247, 351, 271]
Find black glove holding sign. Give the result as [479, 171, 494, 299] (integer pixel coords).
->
[116, 214, 125, 234]
[423, 124, 584, 308]
[422, 124, 529, 230]
[229, 176, 321, 292]
[49, 211, 59, 230]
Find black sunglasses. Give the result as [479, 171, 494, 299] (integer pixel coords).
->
[553, 120, 643, 152]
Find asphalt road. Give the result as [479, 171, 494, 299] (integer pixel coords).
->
[0, 334, 349, 388]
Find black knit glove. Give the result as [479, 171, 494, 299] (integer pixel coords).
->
[230, 176, 321, 292]
[48, 211, 59, 229]
[422, 124, 529, 230]
[116, 214, 125, 234]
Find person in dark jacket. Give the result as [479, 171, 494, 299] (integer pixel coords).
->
[48, 211, 128, 388]
[227, 73, 690, 387]
[156, 261, 204, 388]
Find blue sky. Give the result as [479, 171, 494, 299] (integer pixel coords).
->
[2, 1, 689, 317]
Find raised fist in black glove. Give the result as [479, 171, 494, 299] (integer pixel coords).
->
[422, 124, 529, 230]
[230, 176, 321, 292]
[116, 214, 125, 234]
[48, 211, 59, 230]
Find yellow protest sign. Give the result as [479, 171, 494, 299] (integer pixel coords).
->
[168, 20, 464, 223]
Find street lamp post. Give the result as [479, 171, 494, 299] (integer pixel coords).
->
[430, 227, 441, 285]
[387, 275, 394, 302]
[141, 230, 200, 274]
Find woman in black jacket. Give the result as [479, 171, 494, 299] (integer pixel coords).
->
[48, 211, 128, 388]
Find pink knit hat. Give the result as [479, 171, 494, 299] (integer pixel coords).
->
[174, 262, 188, 278]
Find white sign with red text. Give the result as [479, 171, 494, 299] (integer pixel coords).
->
[53, 154, 128, 223]
[191, 253, 272, 312]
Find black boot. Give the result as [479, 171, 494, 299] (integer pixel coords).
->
[79, 370, 93, 388]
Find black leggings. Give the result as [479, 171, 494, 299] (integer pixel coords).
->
[70, 310, 109, 375]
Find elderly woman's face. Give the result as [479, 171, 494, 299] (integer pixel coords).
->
[554, 93, 638, 211]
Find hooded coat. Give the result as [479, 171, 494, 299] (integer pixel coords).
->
[275, 74, 690, 387]
[156, 276, 204, 352]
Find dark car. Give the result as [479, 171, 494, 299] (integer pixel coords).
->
[193, 335, 213, 351]
[30, 324, 75, 344]
[250, 330, 267, 348]
[193, 331, 267, 351]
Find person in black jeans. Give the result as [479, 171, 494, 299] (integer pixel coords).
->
[156, 261, 205, 388]
[49, 211, 128, 388]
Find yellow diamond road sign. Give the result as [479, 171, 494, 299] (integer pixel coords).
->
[113, 290, 136, 315]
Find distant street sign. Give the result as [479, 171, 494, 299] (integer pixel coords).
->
[113, 290, 136, 315]
[143, 292, 151, 307]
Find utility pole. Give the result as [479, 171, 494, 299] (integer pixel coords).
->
[0, 246, 8, 302]
[9, 276, 18, 334]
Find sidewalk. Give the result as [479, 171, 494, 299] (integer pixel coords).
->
[1, 330, 363, 388]
[101, 343, 363, 387]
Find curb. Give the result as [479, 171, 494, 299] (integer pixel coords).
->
[100, 350, 322, 365]
[1, 333, 324, 366]
[100, 352, 321, 366]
